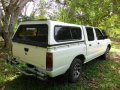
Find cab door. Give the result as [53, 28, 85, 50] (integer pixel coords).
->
[84, 27, 98, 62]
[94, 28, 106, 55]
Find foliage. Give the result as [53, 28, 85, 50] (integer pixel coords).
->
[0, 0, 31, 48]
[21, 0, 47, 21]
[55, 0, 120, 38]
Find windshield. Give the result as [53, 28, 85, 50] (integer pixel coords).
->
[13, 24, 48, 47]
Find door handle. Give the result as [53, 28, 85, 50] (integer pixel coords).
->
[24, 48, 29, 52]
[98, 42, 100, 44]
[89, 44, 92, 46]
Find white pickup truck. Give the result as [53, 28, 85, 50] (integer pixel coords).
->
[8, 19, 111, 82]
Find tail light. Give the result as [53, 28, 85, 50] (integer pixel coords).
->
[46, 52, 53, 71]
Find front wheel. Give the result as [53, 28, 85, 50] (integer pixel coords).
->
[67, 58, 82, 83]
[102, 47, 110, 60]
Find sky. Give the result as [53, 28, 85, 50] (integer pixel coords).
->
[23, 0, 39, 16]
[23, 0, 62, 17]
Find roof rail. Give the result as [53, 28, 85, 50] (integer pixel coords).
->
[19, 18, 50, 22]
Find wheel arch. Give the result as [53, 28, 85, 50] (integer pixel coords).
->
[65, 54, 85, 75]
[108, 44, 111, 49]
[65, 54, 85, 82]
[74, 54, 86, 64]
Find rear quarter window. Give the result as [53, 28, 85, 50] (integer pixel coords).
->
[54, 26, 82, 42]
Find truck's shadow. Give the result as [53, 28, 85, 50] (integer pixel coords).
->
[5, 75, 72, 90]
[4, 59, 104, 90]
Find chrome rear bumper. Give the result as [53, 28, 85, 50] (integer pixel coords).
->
[7, 56, 47, 80]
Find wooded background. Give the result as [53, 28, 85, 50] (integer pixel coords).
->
[0, 0, 120, 48]
[0, 1, 120, 90]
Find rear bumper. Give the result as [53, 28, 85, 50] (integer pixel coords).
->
[7, 56, 48, 80]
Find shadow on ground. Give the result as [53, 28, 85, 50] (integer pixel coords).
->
[4, 74, 86, 90]
[0, 47, 120, 90]
[4, 59, 104, 90]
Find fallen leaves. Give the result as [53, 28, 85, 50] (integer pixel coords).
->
[110, 52, 120, 63]
[0, 86, 5, 90]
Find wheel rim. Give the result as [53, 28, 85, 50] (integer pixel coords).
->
[73, 63, 81, 79]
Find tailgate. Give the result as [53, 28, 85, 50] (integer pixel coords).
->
[12, 23, 49, 70]
[13, 42, 47, 69]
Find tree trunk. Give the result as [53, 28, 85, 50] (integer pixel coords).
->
[3, 14, 11, 49]
[3, 32, 11, 49]
[0, 0, 30, 49]
[3, 13, 19, 49]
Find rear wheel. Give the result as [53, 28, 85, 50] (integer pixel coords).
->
[67, 58, 82, 83]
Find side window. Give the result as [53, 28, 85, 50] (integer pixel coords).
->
[54, 26, 72, 41]
[71, 27, 82, 40]
[54, 26, 82, 42]
[86, 27, 95, 41]
[95, 28, 104, 40]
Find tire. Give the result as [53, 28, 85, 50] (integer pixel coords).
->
[67, 58, 82, 83]
[102, 47, 110, 60]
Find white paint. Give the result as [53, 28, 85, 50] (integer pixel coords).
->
[12, 20, 111, 78]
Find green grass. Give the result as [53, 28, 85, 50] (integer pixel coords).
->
[0, 57, 120, 90]
[112, 41, 120, 49]
[0, 42, 120, 90]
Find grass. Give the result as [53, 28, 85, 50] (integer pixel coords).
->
[112, 41, 120, 50]
[0, 41, 120, 90]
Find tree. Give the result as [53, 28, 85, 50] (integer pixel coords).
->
[55, 0, 120, 37]
[21, 0, 47, 20]
[0, 0, 31, 49]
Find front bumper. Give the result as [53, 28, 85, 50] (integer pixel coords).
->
[7, 56, 47, 80]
